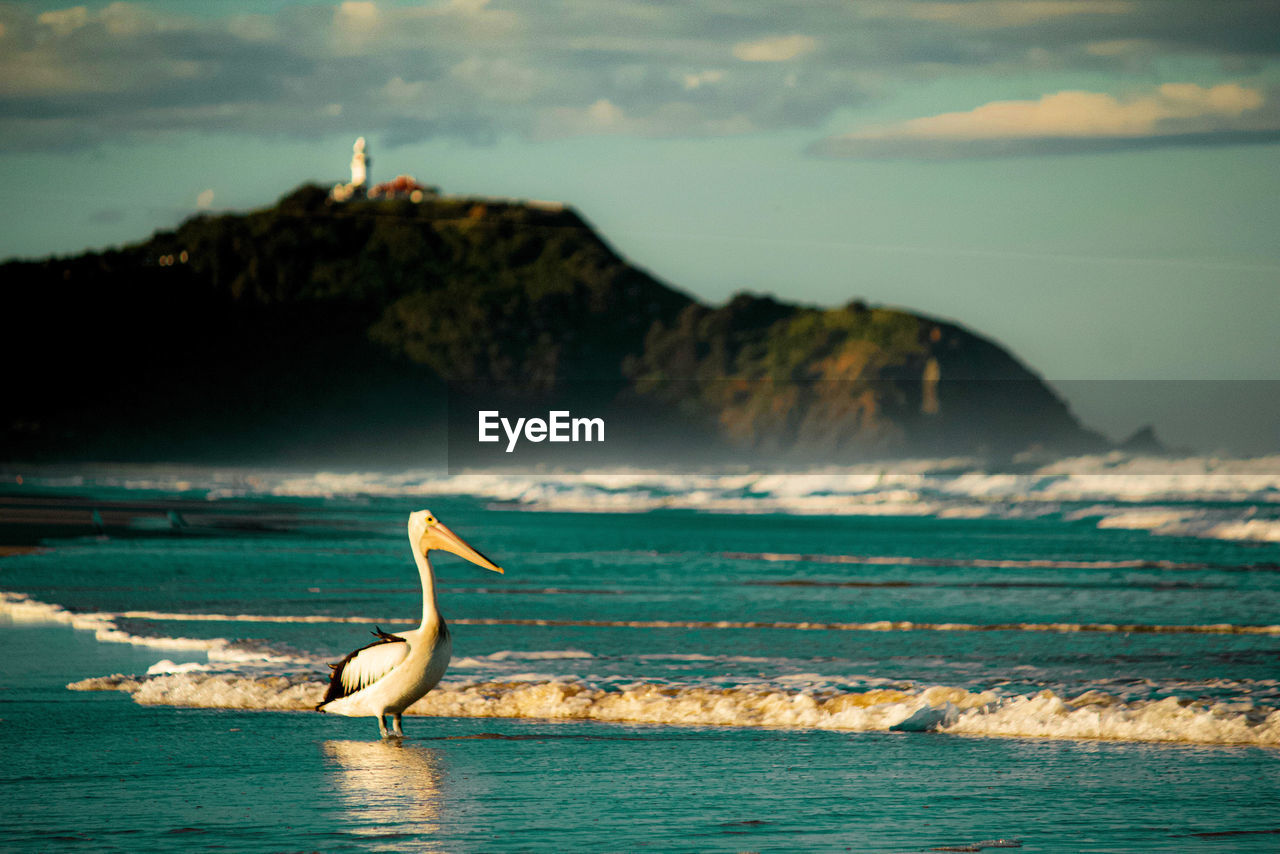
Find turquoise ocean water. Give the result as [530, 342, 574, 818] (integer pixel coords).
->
[2, 461, 1279, 852]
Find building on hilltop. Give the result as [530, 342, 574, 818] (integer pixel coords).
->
[369, 174, 439, 202]
[330, 137, 438, 203]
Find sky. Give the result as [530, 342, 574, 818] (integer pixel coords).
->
[1, 0, 1278, 454]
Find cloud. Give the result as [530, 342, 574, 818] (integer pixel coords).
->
[0, 1, 1278, 152]
[885, 1, 1132, 28]
[877, 84, 1261, 138]
[732, 34, 817, 62]
[533, 98, 756, 139]
[195, 189, 215, 209]
[1083, 39, 1153, 57]
[812, 83, 1280, 158]
[36, 6, 90, 37]
[682, 70, 724, 91]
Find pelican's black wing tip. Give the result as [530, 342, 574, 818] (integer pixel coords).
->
[319, 630, 408, 707]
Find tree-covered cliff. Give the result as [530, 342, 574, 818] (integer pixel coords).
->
[1, 185, 1102, 464]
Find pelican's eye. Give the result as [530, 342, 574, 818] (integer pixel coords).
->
[426, 516, 436, 525]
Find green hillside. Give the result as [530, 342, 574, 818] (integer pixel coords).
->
[1, 186, 1102, 465]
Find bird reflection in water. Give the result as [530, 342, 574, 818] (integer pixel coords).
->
[323, 739, 447, 850]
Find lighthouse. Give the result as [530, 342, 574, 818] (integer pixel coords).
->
[350, 136, 370, 191]
[330, 136, 440, 203]
[330, 137, 373, 201]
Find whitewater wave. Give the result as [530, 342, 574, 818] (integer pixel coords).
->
[452, 649, 594, 669]
[1084, 508, 1280, 543]
[0, 591, 222, 651]
[67, 672, 1280, 747]
[6, 592, 1276, 638]
[15, 589, 1278, 747]
[238, 456, 1280, 505]
[0, 592, 314, 665]
[448, 617, 1280, 636]
[722, 551, 1240, 571]
[12, 456, 1280, 542]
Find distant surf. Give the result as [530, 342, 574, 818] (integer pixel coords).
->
[15, 452, 1279, 543]
[6, 459, 1280, 752]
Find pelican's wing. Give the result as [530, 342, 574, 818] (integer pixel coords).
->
[319, 629, 409, 707]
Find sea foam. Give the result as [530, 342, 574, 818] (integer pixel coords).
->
[67, 672, 1280, 747]
[13, 590, 1277, 747]
[0, 592, 314, 663]
[7, 592, 1276, 638]
[15, 455, 1280, 542]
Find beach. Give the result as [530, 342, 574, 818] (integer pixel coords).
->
[2, 461, 1279, 851]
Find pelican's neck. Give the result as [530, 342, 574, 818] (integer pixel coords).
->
[412, 545, 442, 630]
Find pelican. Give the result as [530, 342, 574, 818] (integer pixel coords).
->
[317, 509, 504, 738]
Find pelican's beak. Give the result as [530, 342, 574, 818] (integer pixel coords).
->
[426, 522, 505, 574]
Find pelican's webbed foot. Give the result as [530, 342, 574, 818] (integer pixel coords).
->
[391, 713, 404, 738]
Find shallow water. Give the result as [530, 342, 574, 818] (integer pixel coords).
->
[2, 463, 1280, 850]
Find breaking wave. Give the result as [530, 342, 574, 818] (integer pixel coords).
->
[68, 672, 1280, 747]
[12, 590, 1279, 748]
[6, 592, 1275, 637]
[447, 617, 1280, 636]
[0, 592, 313, 665]
[721, 551, 1258, 572]
[1084, 508, 1280, 543]
[19, 454, 1280, 543]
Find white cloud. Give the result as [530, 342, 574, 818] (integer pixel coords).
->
[195, 188, 214, 209]
[813, 82, 1279, 157]
[2, 1, 1279, 153]
[732, 34, 816, 63]
[444, 0, 493, 13]
[37, 6, 90, 37]
[585, 98, 624, 126]
[682, 70, 724, 91]
[382, 76, 429, 103]
[892, 1, 1132, 28]
[336, 1, 378, 29]
[857, 84, 1262, 141]
[1084, 38, 1152, 57]
[537, 98, 626, 137]
[97, 2, 150, 37]
[535, 98, 755, 140]
[329, 1, 381, 53]
[449, 56, 540, 102]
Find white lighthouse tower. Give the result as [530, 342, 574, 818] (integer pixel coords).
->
[331, 137, 373, 201]
[350, 136, 370, 191]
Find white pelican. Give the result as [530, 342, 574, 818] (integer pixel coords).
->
[317, 509, 504, 738]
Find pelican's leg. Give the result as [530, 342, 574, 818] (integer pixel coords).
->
[391, 714, 404, 737]
[377, 714, 390, 739]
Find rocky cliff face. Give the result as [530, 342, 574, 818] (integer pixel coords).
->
[627, 295, 1100, 458]
[1, 185, 1102, 464]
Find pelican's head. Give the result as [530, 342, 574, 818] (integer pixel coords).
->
[408, 509, 504, 573]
